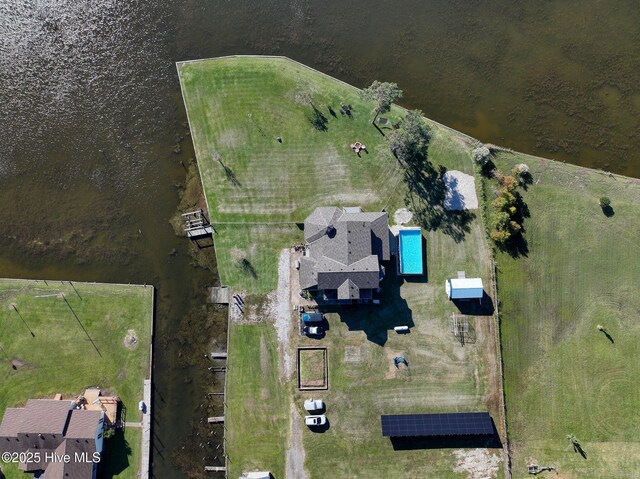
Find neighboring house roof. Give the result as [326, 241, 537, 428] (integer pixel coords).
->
[0, 399, 101, 479]
[66, 410, 101, 439]
[0, 400, 73, 436]
[301, 207, 390, 298]
[59, 438, 97, 479]
[446, 278, 484, 299]
[0, 408, 25, 437]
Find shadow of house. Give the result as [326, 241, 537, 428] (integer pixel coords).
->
[98, 429, 132, 479]
[452, 292, 495, 316]
[333, 267, 415, 346]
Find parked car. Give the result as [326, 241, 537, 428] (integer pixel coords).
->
[305, 415, 327, 427]
[304, 398, 324, 412]
[301, 312, 324, 323]
[303, 324, 324, 336]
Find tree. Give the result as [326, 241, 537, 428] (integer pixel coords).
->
[360, 81, 403, 125]
[386, 110, 431, 168]
[599, 196, 611, 208]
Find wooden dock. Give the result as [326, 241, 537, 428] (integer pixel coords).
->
[207, 287, 230, 304]
[182, 209, 214, 239]
[187, 226, 214, 238]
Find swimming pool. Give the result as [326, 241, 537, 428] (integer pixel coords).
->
[398, 228, 423, 275]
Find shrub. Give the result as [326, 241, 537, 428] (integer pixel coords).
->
[490, 229, 511, 243]
[599, 196, 611, 207]
[472, 145, 491, 165]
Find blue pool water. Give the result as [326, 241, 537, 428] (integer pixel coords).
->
[399, 229, 423, 275]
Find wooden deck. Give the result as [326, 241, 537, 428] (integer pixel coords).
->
[208, 286, 230, 304]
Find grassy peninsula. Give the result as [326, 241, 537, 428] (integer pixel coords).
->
[178, 56, 504, 479]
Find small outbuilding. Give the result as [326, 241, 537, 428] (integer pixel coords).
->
[445, 277, 484, 301]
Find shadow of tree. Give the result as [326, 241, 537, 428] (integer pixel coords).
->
[405, 163, 475, 243]
[495, 192, 530, 258]
[519, 170, 533, 190]
[221, 163, 241, 187]
[601, 204, 615, 217]
[309, 105, 328, 131]
[98, 429, 132, 479]
[600, 329, 615, 343]
[237, 258, 257, 279]
[573, 442, 588, 459]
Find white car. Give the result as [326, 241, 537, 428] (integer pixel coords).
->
[305, 415, 327, 427]
[304, 398, 324, 412]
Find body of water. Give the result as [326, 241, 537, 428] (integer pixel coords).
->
[1, 1, 639, 477]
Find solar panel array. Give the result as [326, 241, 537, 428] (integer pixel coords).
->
[380, 412, 493, 437]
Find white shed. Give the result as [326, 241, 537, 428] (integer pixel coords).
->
[446, 278, 484, 300]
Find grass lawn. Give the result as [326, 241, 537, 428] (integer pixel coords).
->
[179, 56, 505, 478]
[225, 323, 288, 479]
[99, 427, 142, 479]
[0, 279, 152, 479]
[491, 153, 640, 478]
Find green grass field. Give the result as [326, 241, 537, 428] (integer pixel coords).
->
[0, 279, 152, 479]
[491, 153, 640, 478]
[225, 323, 288, 479]
[178, 57, 408, 293]
[179, 56, 505, 479]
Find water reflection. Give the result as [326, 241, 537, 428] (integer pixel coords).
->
[1, 1, 640, 478]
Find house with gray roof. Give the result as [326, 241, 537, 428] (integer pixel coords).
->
[300, 206, 391, 303]
[0, 399, 105, 479]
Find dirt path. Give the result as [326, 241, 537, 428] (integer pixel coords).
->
[286, 403, 307, 479]
[273, 248, 293, 378]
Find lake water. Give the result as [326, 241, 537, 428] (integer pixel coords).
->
[1, 1, 639, 477]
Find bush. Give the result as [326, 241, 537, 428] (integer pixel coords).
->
[490, 229, 511, 243]
[472, 145, 491, 165]
[599, 196, 611, 207]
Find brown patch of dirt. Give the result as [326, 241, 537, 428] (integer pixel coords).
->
[453, 448, 501, 479]
[344, 346, 362, 363]
[124, 329, 138, 349]
[259, 334, 269, 378]
[10, 359, 27, 369]
[385, 348, 404, 379]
